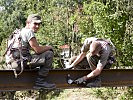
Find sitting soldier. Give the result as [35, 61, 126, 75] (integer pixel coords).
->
[5, 14, 56, 89]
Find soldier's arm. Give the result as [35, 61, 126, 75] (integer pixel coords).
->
[86, 63, 104, 80]
[69, 52, 87, 69]
[29, 37, 53, 54]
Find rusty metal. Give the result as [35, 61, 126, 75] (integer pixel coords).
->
[0, 69, 133, 91]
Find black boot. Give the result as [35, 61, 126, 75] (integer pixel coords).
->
[33, 76, 56, 89]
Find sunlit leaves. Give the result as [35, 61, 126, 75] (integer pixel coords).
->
[0, 0, 132, 67]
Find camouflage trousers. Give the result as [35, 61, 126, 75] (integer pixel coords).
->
[8, 50, 54, 77]
[28, 50, 54, 77]
[69, 55, 111, 70]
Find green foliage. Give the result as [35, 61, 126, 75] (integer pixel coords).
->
[93, 87, 133, 100]
[120, 87, 133, 100]
[82, 1, 132, 67]
[93, 87, 125, 100]
[0, 0, 133, 69]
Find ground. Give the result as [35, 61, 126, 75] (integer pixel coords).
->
[51, 88, 102, 100]
[14, 87, 127, 100]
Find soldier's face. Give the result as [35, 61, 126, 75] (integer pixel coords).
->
[28, 21, 41, 32]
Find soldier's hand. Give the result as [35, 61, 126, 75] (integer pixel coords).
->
[74, 76, 87, 84]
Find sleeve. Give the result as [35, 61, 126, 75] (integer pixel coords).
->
[81, 38, 91, 52]
[26, 30, 35, 42]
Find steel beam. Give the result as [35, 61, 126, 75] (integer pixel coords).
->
[0, 69, 133, 91]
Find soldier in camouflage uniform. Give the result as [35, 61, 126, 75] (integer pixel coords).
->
[5, 14, 56, 89]
[67, 37, 115, 87]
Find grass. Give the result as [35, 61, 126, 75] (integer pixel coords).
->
[2, 87, 131, 100]
[50, 88, 102, 100]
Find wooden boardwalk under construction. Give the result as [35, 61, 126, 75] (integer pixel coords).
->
[0, 69, 133, 91]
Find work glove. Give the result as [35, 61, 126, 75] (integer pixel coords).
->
[64, 65, 73, 69]
[74, 76, 87, 85]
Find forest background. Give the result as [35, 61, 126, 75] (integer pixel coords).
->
[0, 0, 133, 99]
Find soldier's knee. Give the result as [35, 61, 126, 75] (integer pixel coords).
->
[44, 50, 54, 59]
[47, 50, 54, 57]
